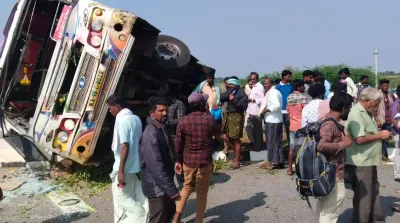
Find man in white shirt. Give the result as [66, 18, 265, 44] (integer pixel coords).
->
[245, 72, 265, 151]
[301, 84, 325, 127]
[259, 78, 284, 170]
[339, 68, 357, 98]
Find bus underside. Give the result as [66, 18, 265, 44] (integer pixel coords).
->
[0, 0, 214, 165]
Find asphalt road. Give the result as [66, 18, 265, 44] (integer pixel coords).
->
[1, 164, 400, 223]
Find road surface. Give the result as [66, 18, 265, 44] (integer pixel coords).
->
[0, 164, 399, 223]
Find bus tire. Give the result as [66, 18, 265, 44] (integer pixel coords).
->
[153, 35, 191, 71]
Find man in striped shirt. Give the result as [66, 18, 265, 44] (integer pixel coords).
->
[286, 79, 309, 175]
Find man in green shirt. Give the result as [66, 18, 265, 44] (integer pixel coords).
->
[345, 87, 392, 223]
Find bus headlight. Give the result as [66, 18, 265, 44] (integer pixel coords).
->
[64, 119, 75, 131]
[91, 20, 103, 32]
[90, 35, 102, 48]
[57, 131, 69, 143]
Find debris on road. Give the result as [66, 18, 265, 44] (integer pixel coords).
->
[47, 191, 94, 215]
[0, 167, 59, 203]
[0, 180, 25, 191]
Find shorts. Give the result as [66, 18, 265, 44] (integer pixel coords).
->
[289, 131, 297, 149]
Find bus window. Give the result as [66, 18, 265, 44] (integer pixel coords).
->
[2, 0, 69, 132]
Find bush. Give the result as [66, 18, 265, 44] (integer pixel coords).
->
[314, 64, 376, 86]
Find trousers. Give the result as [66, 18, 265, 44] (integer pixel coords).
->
[148, 196, 176, 223]
[315, 179, 346, 223]
[176, 163, 213, 223]
[345, 165, 383, 223]
[245, 114, 263, 151]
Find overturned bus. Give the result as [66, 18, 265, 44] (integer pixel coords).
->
[0, 0, 215, 165]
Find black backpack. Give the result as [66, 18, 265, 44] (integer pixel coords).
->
[294, 118, 343, 199]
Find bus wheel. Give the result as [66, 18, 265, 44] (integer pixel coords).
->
[153, 35, 191, 70]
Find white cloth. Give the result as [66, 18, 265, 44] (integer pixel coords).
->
[316, 180, 346, 223]
[345, 77, 358, 98]
[246, 82, 265, 115]
[111, 172, 149, 223]
[394, 135, 400, 180]
[261, 87, 283, 123]
[301, 99, 322, 127]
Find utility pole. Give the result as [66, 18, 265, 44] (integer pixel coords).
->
[373, 48, 378, 88]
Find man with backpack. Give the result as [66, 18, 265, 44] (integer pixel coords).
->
[315, 92, 354, 222]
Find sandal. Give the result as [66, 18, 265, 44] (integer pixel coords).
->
[287, 169, 294, 176]
[229, 164, 240, 170]
[259, 162, 274, 170]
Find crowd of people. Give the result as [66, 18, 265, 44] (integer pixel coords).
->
[105, 68, 400, 223]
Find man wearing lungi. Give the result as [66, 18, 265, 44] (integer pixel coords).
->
[221, 78, 248, 169]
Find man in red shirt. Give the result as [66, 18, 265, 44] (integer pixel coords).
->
[172, 92, 219, 223]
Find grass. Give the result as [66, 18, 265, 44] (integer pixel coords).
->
[55, 162, 112, 195]
[213, 159, 231, 172]
[263, 169, 277, 175]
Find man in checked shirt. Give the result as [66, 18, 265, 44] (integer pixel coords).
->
[172, 92, 219, 223]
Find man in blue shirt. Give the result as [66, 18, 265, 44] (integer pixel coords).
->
[107, 94, 148, 223]
[275, 70, 293, 156]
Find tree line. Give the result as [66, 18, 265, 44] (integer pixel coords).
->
[216, 64, 400, 89]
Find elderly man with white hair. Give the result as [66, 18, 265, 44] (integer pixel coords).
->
[345, 87, 392, 223]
